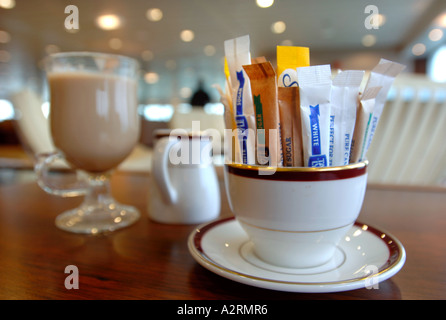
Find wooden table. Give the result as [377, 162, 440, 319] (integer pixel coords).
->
[0, 167, 445, 302]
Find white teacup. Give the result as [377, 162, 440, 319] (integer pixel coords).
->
[224, 161, 368, 268]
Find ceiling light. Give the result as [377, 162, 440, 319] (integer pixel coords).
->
[180, 30, 194, 42]
[429, 28, 443, 42]
[0, 0, 15, 9]
[0, 99, 14, 121]
[109, 38, 122, 50]
[271, 21, 286, 34]
[146, 8, 163, 22]
[0, 50, 11, 63]
[204, 45, 216, 56]
[412, 43, 426, 56]
[361, 34, 376, 47]
[45, 44, 60, 55]
[377, 14, 386, 27]
[141, 50, 154, 61]
[256, 0, 274, 8]
[281, 39, 293, 46]
[180, 87, 192, 99]
[0, 30, 11, 44]
[165, 60, 177, 70]
[436, 13, 446, 28]
[429, 45, 446, 82]
[96, 14, 121, 30]
[144, 72, 159, 84]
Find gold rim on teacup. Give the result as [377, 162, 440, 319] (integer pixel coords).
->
[225, 160, 368, 181]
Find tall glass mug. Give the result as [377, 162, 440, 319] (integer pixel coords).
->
[36, 52, 141, 234]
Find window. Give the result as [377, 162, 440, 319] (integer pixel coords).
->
[0, 99, 14, 121]
[428, 45, 446, 82]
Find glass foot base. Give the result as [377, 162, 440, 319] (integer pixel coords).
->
[55, 202, 140, 234]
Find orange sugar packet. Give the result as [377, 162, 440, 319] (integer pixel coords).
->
[252, 56, 267, 64]
[243, 61, 282, 167]
[278, 86, 304, 166]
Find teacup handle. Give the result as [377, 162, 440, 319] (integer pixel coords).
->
[152, 137, 178, 205]
[35, 151, 89, 197]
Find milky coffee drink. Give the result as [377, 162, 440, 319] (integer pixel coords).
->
[49, 72, 139, 173]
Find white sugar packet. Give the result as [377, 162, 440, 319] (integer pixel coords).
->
[350, 86, 382, 163]
[298, 64, 332, 167]
[361, 59, 406, 158]
[329, 70, 364, 166]
[224, 35, 256, 164]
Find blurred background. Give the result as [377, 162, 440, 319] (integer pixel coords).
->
[1, 0, 446, 186]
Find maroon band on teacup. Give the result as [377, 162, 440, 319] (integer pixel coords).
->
[225, 161, 368, 181]
[154, 129, 212, 141]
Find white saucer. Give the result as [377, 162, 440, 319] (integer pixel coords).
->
[188, 217, 406, 293]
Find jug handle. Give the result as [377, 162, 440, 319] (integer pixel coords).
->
[152, 136, 178, 204]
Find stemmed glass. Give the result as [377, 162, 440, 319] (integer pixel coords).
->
[35, 52, 141, 234]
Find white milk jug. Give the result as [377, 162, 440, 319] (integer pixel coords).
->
[149, 131, 220, 224]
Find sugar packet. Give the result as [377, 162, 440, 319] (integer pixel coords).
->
[215, 58, 240, 163]
[275, 46, 308, 166]
[213, 81, 240, 164]
[277, 46, 310, 87]
[252, 56, 267, 64]
[329, 70, 364, 166]
[298, 64, 332, 167]
[278, 87, 303, 166]
[349, 86, 382, 163]
[243, 61, 282, 166]
[214, 59, 235, 131]
[224, 35, 256, 164]
[359, 59, 406, 160]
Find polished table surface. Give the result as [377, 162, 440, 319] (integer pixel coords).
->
[0, 166, 445, 301]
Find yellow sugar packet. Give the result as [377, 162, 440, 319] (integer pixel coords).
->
[214, 59, 239, 162]
[277, 46, 310, 87]
[221, 58, 236, 130]
[243, 61, 283, 167]
[224, 57, 231, 84]
[275, 46, 309, 166]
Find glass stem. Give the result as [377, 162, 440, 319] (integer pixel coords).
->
[82, 173, 113, 210]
